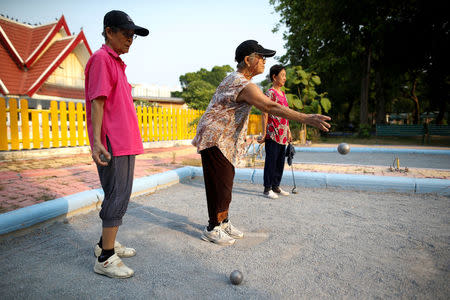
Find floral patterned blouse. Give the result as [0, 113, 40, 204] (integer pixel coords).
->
[265, 88, 290, 145]
[192, 72, 252, 166]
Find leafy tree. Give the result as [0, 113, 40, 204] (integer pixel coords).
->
[284, 66, 331, 140]
[270, 0, 449, 126]
[284, 66, 331, 115]
[179, 65, 234, 110]
[171, 90, 182, 98]
[182, 80, 216, 110]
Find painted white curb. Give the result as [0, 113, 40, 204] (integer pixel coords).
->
[0, 167, 195, 235]
[246, 144, 450, 155]
[1, 166, 448, 235]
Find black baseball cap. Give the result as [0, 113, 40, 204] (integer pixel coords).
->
[235, 40, 276, 63]
[104, 10, 149, 36]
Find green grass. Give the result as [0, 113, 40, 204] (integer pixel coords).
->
[317, 135, 450, 147]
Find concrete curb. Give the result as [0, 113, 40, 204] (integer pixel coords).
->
[1, 166, 449, 236]
[188, 166, 450, 195]
[246, 144, 450, 155]
[0, 167, 194, 235]
[293, 146, 450, 155]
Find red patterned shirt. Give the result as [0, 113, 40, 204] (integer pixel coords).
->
[265, 88, 290, 145]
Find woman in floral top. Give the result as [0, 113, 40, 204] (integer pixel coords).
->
[260, 65, 291, 199]
[192, 40, 331, 246]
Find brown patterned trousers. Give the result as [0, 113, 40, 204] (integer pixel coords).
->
[200, 146, 235, 228]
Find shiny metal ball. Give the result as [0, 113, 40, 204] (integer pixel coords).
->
[99, 154, 110, 162]
[337, 143, 350, 155]
[230, 270, 243, 285]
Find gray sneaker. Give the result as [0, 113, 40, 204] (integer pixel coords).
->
[201, 225, 235, 246]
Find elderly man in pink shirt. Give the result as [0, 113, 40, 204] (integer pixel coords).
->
[85, 10, 148, 279]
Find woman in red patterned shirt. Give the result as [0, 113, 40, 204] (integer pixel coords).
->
[259, 65, 291, 199]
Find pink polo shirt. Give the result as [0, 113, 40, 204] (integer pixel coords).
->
[85, 44, 143, 156]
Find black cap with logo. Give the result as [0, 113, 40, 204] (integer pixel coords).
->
[235, 40, 276, 63]
[104, 10, 149, 36]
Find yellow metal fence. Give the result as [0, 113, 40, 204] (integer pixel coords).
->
[0, 97, 262, 151]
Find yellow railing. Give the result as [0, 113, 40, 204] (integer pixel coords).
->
[0, 97, 262, 151]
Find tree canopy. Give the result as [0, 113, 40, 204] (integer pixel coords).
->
[270, 0, 449, 126]
[179, 65, 234, 110]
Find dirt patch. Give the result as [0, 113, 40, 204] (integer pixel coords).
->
[290, 162, 450, 179]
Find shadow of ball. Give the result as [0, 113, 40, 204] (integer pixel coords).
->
[230, 270, 243, 285]
[337, 143, 350, 155]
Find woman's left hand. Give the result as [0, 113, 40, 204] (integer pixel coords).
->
[288, 130, 292, 143]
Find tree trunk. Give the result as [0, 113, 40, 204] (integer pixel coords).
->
[410, 78, 420, 124]
[436, 100, 447, 125]
[360, 47, 371, 125]
[375, 71, 386, 124]
[344, 97, 354, 127]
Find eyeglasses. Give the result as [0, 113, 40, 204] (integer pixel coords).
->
[250, 54, 265, 61]
[121, 31, 137, 40]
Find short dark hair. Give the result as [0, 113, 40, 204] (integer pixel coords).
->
[102, 26, 120, 42]
[269, 64, 285, 82]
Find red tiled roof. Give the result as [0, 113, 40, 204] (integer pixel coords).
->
[0, 36, 24, 93]
[0, 16, 91, 98]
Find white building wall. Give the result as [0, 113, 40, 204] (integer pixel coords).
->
[132, 84, 172, 98]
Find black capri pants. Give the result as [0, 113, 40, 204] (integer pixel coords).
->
[263, 138, 286, 189]
[97, 137, 136, 228]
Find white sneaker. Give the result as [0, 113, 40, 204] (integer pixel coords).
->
[264, 190, 279, 199]
[201, 225, 235, 245]
[221, 221, 244, 239]
[94, 241, 136, 258]
[275, 188, 290, 196]
[94, 253, 134, 278]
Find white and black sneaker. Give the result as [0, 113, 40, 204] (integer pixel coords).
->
[201, 225, 235, 246]
[264, 190, 279, 199]
[273, 186, 289, 196]
[221, 220, 244, 239]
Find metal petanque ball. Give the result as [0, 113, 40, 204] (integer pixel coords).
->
[337, 143, 350, 155]
[99, 154, 110, 162]
[229, 270, 243, 285]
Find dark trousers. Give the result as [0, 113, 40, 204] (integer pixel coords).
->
[263, 138, 286, 189]
[200, 146, 235, 228]
[97, 137, 135, 228]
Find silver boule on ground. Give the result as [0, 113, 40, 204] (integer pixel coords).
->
[229, 270, 243, 285]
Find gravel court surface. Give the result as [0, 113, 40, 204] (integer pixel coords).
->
[292, 152, 450, 169]
[0, 178, 449, 299]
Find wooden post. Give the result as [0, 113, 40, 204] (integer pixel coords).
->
[31, 110, 40, 149]
[0, 97, 7, 150]
[50, 101, 59, 148]
[60, 102, 68, 147]
[76, 103, 84, 146]
[9, 98, 19, 150]
[20, 99, 30, 149]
